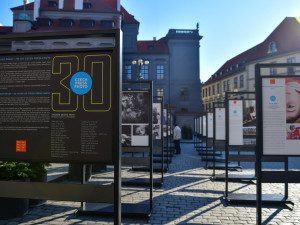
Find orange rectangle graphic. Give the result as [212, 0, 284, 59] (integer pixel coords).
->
[16, 140, 26, 152]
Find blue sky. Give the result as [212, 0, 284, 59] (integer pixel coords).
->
[1, 0, 300, 82]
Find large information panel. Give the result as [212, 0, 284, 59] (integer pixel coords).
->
[0, 50, 116, 163]
[262, 77, 300, 155]
[207, 112, 214, 138]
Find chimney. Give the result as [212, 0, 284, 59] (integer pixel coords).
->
[75, 0, 83, 10]
[59, 0, 64, 9]
[153, 37, 156, 41]
[34, 0, 40, 20]
[117, 0, 121, 11]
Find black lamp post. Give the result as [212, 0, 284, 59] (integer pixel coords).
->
[132, 59, 150, 81]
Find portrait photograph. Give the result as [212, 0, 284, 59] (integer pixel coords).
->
[121, 125, 132, 147]
[286, 78, 300, 123]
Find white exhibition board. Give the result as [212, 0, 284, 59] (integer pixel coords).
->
[207, 113, 214, 138]
[202, 115, 207, 136]
[262, 77, 300, 155]
[199, 117, 202, 135]
[229, 100, 243, 145]
[215, 108, 226, 140]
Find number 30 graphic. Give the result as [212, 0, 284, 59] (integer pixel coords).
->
[51, 54, 112, 112]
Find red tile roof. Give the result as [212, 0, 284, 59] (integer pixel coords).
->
[121, 6, 139, 24]
[11, 2, 138, 24]
[138, 38, 169, 53]
[205, 17, 300, 85]
[0, 26, 12, 34]
[11, 2, 34, 10]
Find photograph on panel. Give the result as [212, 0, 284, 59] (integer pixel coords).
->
[286, 78, 300, 124]
[243, 100, 256, 127]
[153, 103, 161, 124]
[122, 125, 132, 147]
[286, 124, 300, 140]
[132, 125, 149, 146]
[122, 91, 150, 124]
[153, 124, 161, 140]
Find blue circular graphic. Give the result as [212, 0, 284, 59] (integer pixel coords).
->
[270, 96, 276, 102]
[70, 72, 92, 95]
[219, 115, 222, 118]
[233, 110, 237, 114]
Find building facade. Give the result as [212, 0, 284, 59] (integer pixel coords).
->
[202, 17, 300, 111]
[2, 0, 202, 128]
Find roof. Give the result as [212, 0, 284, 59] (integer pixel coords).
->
[10, 2, 138, 24]
[0, 26, 12, 34]
[11, 2, 34, 10]
[138, 38, 169, 54]
[121, 6, 139, 24]
[204, 17, 300, 85]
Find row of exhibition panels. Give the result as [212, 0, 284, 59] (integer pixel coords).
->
[194, 64, 300, 225]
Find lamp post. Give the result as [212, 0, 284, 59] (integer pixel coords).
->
[132, 59, 150, 81]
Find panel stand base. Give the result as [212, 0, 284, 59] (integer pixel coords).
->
[122, 178, 163, 187]
[226, 194, 293, 205]
[75, 203, 151, 219]
[214, 174, 255, 181]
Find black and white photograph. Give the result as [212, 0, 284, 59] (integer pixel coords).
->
[122, 91, 150, 124]
[153, 124, 161, 140]
[153, 103, 161, 124]
[133, 125, 149, 136]
[121, 125, 132, 147]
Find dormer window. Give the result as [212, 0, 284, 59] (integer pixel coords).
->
[37, 18, 52, 27]
[80, 20, 95, 28]
[101, 20, 114, 29]
[83, 3, 92, 9]
[59, 19, 73, 28]
[268, 41, 278, 54]
[48, 1, 57, 7]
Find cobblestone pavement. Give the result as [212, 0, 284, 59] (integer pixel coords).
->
[1, 143, 300, 224]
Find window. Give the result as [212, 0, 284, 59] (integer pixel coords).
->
[227, 80, 230, 91]
[208, 87, 211, 96]
[205, 88, 207, 97]
[80, 20, 95, 28]
[37, 18, 52, 27]
[101, 20, 114, 29]
[234, 77, 238, 89]
[212, 85, 215, 95]
[268, 41, 277, 53]
[217, 83, 220, 94]
[157, 88, 164, 97]
[83, 3, 92, 9]
[181, 88, 188, 100]
[156, 65, 164, 80]
[223, 81, 226, 92]
[59, 19, 73, 28]
[270, 62, 277, 75]
[287, 57, 296, 75]
[240, 75, 244, 88]
[124, 65, 132, 80]
[202, 89, 205, 97]
[48, 1, 57, 7]
[141, 65, 149, 80]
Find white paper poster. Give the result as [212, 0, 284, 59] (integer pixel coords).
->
[229, 100, 243, 145]
[203, 115, 207, 136]
[215, 108, 226, 140]
[207, 113, 214, 138]
[262, 78, 300, 155]
[153, 103, 162, 140]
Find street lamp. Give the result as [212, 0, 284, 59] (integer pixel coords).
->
[132, 59, 150, 81]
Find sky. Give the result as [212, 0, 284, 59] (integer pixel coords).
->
[1, 0, 300, 82]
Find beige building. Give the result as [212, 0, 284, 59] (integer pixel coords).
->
[202, 17, 300, 111]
